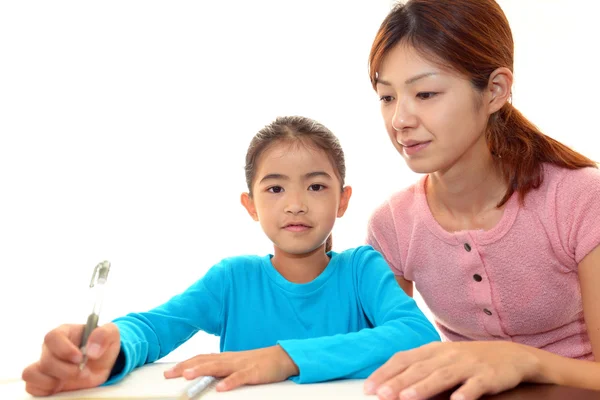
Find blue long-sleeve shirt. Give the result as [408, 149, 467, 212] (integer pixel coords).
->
[107, 246, 440, 384]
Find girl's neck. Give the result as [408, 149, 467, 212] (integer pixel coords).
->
[271, 245, 330, 284]
[427, 137, 507, 218]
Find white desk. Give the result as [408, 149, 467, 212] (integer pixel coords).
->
[1, 362, 373, 400]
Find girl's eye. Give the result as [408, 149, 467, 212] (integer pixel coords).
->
[379, 95, 394, 103]
[416, 92, 438, 100]
[267, 186, 284, 193]
[308, 184, 325, 191]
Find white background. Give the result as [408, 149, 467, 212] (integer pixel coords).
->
[0, 0, 598, 380]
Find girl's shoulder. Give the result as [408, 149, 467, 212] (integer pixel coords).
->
[206, 254, 269, 275]
[330, 245, 391, 276]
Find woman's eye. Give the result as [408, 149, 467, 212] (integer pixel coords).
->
[267, 186, 284, 193]
[416, 92, 438, 100]
[379, 95, 394, 103]
[308, 184, 325, 191]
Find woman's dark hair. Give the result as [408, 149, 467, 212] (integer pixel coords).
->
[369, 0, 596, 205]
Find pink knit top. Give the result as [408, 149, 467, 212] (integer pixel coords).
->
[367, 164, 600, 360]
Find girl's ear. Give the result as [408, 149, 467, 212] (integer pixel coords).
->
[337, 186, 353, 218]
[240, 192, 259, 221]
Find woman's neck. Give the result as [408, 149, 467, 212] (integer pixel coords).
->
[427, 137, 508, 219]
[271, 245, 330, 284]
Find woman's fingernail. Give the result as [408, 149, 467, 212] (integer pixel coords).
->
[364, 381, 376, 394]
[451, 394, 465, 400]
[377, 386, 393, 400]
[400, 387, 417, 400]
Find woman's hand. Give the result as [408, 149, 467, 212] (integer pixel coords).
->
[364, 341, 543, 400]
[163, 345, 299, 392]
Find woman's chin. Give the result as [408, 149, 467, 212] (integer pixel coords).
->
[402, 158, 438, 175]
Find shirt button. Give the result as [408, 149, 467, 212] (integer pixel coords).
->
[464, 243, 472, 252]
[483, 308, 493, 316]
[473, 274, 482, 282]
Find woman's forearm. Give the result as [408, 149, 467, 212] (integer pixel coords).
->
[525, 345, 600, 390]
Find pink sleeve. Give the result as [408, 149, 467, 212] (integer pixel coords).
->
[554, 167, 600, 265]
[366, 201, 404, 276]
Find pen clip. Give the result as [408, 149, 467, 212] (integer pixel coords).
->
[89, 261, 111, 288]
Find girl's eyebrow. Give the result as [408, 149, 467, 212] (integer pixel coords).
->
[305, 171, 332, 180]
[259, 171, 332, 184]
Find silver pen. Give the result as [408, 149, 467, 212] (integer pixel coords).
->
[79, 261, 111, 370]
[179, 376, 217, 400]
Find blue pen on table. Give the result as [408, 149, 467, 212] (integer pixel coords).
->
[79, 261, 111, 370]
[179, 376, 218, 400]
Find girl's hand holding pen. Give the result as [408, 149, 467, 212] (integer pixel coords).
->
[163, 345, 299, 392]
[21, 322, 121, 396]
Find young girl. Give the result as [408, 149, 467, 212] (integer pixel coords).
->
[21, 115, 440, 396]
[362, 1, 600, 400]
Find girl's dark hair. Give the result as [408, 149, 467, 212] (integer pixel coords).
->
[369, 0, 596, 206]
[245, 116, 346, 252]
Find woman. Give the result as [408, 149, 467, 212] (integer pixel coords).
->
[363, 1, 600, 400]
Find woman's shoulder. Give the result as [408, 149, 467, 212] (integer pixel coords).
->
[543, 163, 600, 184]
[524, 163, 600, 224]
[533, 163, 600, 202]
[369, 178, 424, 226]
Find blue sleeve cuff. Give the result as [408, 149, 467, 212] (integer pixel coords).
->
[101, 339, 139, 385]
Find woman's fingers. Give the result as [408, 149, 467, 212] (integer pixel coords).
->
[364, 343, 440, 394]
[374, 357, 462, 400]
[450, 370, 521, 400]
[368, 341, 534, 400]
[393, 365, 468, 400]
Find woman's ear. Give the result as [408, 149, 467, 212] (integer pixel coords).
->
[487, 67, 513, 114]
[240, 192, 259, 221]
[337, 186, 353, 218]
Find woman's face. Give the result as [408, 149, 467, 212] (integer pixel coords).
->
[375, 43, 493, 175]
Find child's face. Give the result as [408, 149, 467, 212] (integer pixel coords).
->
[241, 141, 351, 256]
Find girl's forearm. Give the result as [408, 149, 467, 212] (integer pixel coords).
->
[525, 345, 600, 390]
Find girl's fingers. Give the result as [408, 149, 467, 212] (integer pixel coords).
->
[215, 369, 252, 392]
[164, 354, 217, 378]
[183, 360, 232, 380]
[43, 326, 84, 364]
[22, 362, 60, 395]
[38, 348, 84, 380]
